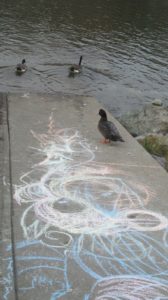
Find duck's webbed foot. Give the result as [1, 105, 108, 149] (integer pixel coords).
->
[100, 138, 110, 144]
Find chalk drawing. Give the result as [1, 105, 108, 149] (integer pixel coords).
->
[1, 240, 71, 300]
[0, 257, 13, 300]
[2, 115, 168, 299]
[87, 275, 168, 300]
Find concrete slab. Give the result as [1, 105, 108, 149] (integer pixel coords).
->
[1, 92, 168, 300]
[0, 94, 15, 300]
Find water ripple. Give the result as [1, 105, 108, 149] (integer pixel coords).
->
[0, 0, 168, 115]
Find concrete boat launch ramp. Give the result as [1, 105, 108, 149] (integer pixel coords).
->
[1, 93, 168, 300]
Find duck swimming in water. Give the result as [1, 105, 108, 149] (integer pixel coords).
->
[98, 109, 124, 143]
[16, 59, 27, 74]
[69, 56, 83, 74]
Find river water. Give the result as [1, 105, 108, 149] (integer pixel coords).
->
[0, 0, 168, 116]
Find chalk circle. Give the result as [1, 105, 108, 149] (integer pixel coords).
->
[53, 197, 86, 213]
[58, 176, 145, 210]
[88, 276, 168, 300]
[42, 230, 73, 248]
[125, 209, 168, 231]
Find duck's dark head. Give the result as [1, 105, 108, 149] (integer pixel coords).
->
[79, 56, 83, 66]
[99, 109, 107, 120]
[22, 59, 26, 64]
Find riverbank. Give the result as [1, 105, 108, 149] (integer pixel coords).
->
[119, 101, 168, 171]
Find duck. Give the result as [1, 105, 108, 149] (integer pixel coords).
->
[98, 108, 124, 143]
[69, 56, 83, 74]
[16, 59, 27, 74]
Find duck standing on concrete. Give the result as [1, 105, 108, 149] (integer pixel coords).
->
[16, 59, 27, 74]
[98, 108, 124, 143]
[69, 56, 83, 74]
